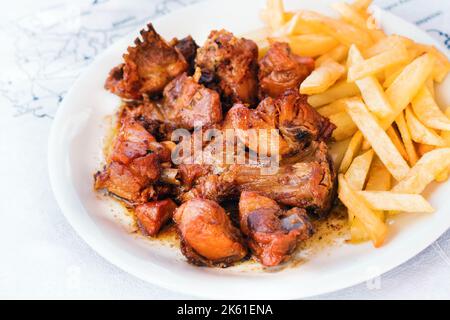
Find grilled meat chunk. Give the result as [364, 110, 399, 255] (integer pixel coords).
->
[223, 89, 335, 158]
[196, 30, 259, 106]
[258, 42, 314, 98]
[239, 191, 313, 266]
[174, 199, 247, 267]
[135, 199, 178, 236]
[162, 73, 223, 129]
[171, 36, 199, 75]
[180, 141, 336, 217]
[94, 119, 171, 203]
[234, 142, 336, 217]
[105, 24, 188, 100]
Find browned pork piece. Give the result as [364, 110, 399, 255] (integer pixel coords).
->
[195, 29, 259, 106]
[135, 199, 178, 236]
[105, 24, 188, 100]
[223, 89, 335, 158]
[258, 42, 315, 98]
[162, 73, 223, 129]
[171, 36, 199, 75]
[233, 142, 336, 217]
[239, 191, 313, 266]
[174, 199, 247, 267]
[94, 119, 171, 204]
[179, 139, 336, 217]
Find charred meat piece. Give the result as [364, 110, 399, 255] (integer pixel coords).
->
[162, 73, 223, 129]
[233, 142, 336, 217]
[223, 89, 335, 158]
[174, 199, 247, 267]
[277, 89, 335, 151]
[94, 154, 161, 203]
[196, 30, 259, 106]
[105, 24, 188, 100]
[239, 191, 313, 266]
[94, 119, 171, 203]
[171, 36, 199, 75]
[135, 199, 178, 236]
[258, 42, 314, 98]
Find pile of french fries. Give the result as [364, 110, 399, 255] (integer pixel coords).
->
[258, 0, 450, 247]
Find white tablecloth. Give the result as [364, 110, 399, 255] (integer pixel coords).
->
[0, 0, 449, 299]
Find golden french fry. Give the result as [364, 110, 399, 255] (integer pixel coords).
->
[340, 131, 364, 173]
[348, 44, 409, 82]
[332, 2, 367, 29]
[266, 0, 285, 30]
[344, 98, 410, 180]
[382, 53, 435, 128]
[387, 126, 409, 161]
[366, 156, 392, 191]
[300, 59, 346, 95]
[413, 44, 450, 83]
[345, 149, 374, 190]
[383, 63, 408, 88]
[316, 45, 348, 67]
[317, 99, 347, 117]
[338, 174, 387, 247]
[291, 10, 373, 48]
[411, 86, 450, 131]
[286, 34, 339, 57]
[405, 107, 445, 147]
[351, 0, 373, 12]
[416, 144, 435, 157]
[347, 45, 393, 118]
[357, 191, 434, 213]
[396, 111, 418, 166]
[426, 77, 435, 98]
[392, 148, 450, 194]
[364, 35, 413, 58]
[307, 81, 360, 107]
[329, 137, 351, 168]
[329, 111, 358, 141]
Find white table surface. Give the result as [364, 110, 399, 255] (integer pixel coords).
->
[0, 0, 449, 300]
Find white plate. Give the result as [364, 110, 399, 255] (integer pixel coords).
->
[48, 0, 450, 299]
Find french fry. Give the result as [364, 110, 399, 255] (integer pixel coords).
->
[364, 35, 413, 58]
[344, 98, 410, 180]
[413, 44, 450, 83]
[348, 43, 409, 82]
[300, 59, 346, 95]
[357, 191, 434, 213]
[266, 0, 285, 30]
[411, 86, 450, 131]
[332, 2, 367, 29]
[329, 137, 351, 168]
[316, 45, 348, 67]
[338, 174, 387, 247]
[392, 148, 450, 194]
[396, 111, 418, 166]
[307, 81, 360, 107]
[347, 45, 393, 118]
[405, 107, 445, 147]
[351, 0, 373, 12]
[383, 63, 408, 88]
[292, 10, 373, 48]
[317, 99, 347, 117]
[286, 34, 339, 57]
[366, 156, 392, 191]
[416, 144, 435, 157]
[340, 131, 364, 173]
[382, 53, 435, 128]
[387, 126, 409, 161]
[329, 111, 358, 141]
[345, 149, 374, 190]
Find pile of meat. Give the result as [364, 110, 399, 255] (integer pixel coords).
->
[94, 24, 337, 267]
